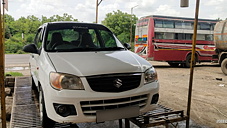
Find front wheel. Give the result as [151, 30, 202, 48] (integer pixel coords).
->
[221, 58, 227, 75]
[31, 77, 37, 91]
[39, 87, 55, 128]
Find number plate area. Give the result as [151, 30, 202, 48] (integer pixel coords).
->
[96, 106, 139, 123]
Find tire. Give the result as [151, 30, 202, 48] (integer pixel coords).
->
[70, 124, 79, 128]
[168, 62, 180, 67]
[31, 77, 37, 91]
[221, 58, 227, 75]
[185, 54, 196, 68]
[39, 87, 55, 128]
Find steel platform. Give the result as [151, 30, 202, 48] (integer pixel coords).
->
[9, 77, 187, 128]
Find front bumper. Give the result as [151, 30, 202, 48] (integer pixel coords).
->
[43, 81, 159, 123]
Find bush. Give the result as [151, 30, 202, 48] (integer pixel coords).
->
[16, 50, 25, 54]
[5, 72, 23, 76]
[4, 34, 24, 54]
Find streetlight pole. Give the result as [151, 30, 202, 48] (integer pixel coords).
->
[130, 5, 138, 46]
[96, 0, 103, 23]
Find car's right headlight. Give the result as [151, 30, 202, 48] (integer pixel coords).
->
[144, 67, 158, 84]
[50, 72, 84, 90]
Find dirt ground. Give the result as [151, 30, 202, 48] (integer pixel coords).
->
[150, 61, 227, 128]
[5, 61, 227, 128]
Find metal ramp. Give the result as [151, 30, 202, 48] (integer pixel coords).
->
[10, 77, 187, 128]
[10, 77, 75, 128]
[122, 104, 188, 128]
[10, 77, 42, 128]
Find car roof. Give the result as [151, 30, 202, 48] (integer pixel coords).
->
[39, 21, 106, 29]
[47, 21, 102, 26]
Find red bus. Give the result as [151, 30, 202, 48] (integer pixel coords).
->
[134, 15, 218, 67]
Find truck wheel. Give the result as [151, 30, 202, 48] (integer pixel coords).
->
[221, 59, 227, 75]
[39, 87, 55, 128]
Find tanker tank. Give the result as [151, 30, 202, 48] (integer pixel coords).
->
[214, 20, 227, 50]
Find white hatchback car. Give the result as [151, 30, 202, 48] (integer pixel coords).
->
[23, 22, 159, 127]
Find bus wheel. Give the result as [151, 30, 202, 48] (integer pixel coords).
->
[221, 58, 227, 75]
[168, 62, 179, 67]
[185, 54, 196, 68]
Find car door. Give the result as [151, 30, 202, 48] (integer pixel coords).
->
[30, 27, 45, 86]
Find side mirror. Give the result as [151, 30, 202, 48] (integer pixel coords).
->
[123, 43, 131, 50]
[23, 44, 39, 54]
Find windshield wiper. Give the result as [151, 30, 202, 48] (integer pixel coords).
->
[51, 47, 125, 52]
[98, 47, 125, 51]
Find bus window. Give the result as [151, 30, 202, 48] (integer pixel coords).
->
[175, 22, 193, 29]
[175, 33, 184, 40]
[197, 34, 205, 40]
[182, 22, 193, 29]
[185, 34, 193, 40]
[175, 22, 183, 29]
[205, 34, 213, 41]
[200, 23, 211, 30]
[211, 24, 216, 30]
[155, 20, 163, 28]
[155, 32, 174, 39]
[165, 33, 174, 39]
[163, 21, 174, 28]
[155, 32, 164, 39]
[197, 24, 201, 30]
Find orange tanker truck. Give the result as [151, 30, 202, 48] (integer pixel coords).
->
[213, 20, 227, 75]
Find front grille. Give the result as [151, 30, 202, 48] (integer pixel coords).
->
[80, 94, 148, 116]
[86, 73, 141, 92]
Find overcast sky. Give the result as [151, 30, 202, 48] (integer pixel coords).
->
[6, 0, 227, 23]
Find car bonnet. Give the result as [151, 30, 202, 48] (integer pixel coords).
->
[47, 51, 152, 76]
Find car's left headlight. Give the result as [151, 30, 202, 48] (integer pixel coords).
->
[144, 67, 158, 84]
[50, 72, 84, 90]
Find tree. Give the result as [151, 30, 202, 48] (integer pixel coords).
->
[102, 10, 138, 43]
[26, 15, 41, 34]
[4, 14, 15, 38]
[217, 18, 222, 21]
[48, 13, 78, 22]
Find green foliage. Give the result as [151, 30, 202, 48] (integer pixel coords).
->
[5, 72, 23, 76]
[102, 10, 138, 44]
[5, 36, 24, 54]
[25, 34, 35, 43]
[4, 13, 78, 54]
[4, 14, 15, 38]
[117, 32, 130, 43]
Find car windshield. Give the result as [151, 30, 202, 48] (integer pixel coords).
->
[44, 23, 125, 52]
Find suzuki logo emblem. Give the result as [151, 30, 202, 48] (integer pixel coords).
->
[114, 79, 122, 88]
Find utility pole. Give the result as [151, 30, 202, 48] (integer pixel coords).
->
[186, 1, 200, 127]
[180, 0, 200, 128]
[96, 0, 103, 23]
[0, 0, 6, 127]
[130, 5, 138, 46]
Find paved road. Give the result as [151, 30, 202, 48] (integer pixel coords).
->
[5, 54, 30, 66]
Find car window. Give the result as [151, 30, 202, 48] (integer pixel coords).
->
[89, 29, 101, 47]
[99, 30, 117, 47]
[45, 24, 124, 52]
[34, 28, 43, 49]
